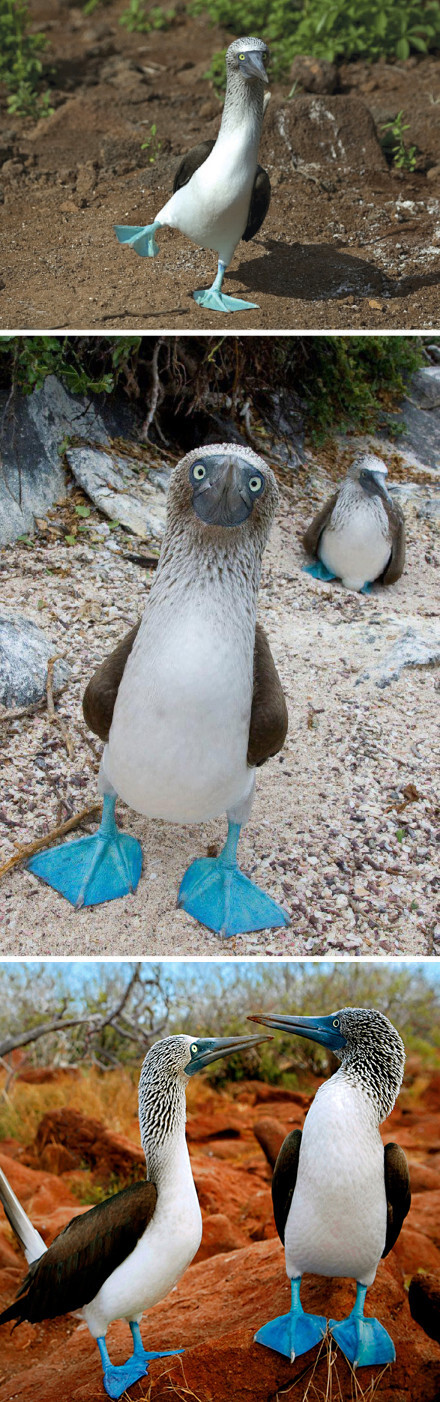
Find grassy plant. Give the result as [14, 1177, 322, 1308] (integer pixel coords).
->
[0, 0, 54, 118]
[381, 111, 418, 170]
[141, 121, 162, 161]
[191, 0, 440, 79]
[119, 0, 175, 33]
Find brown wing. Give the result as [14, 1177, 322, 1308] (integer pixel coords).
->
[82, 622, 141, 742]
[0, 1180, 157, 1326]
[242, 166, 271, 242]
[272, 1129, 302, 1245]
[247, 622, 288, 767]
[302, 491, 339, 559]
[173, 141, 215, 193]
[382, 1142, 411, 1256]
[381, 504, 406, 585]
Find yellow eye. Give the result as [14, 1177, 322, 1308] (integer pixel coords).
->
[191, 1043, 198, 1053]
[193, 463, 206, 481]
[239, 53, 245, 59]
[249, 475, 262, 492]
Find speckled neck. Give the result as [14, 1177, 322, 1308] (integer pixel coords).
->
[219, 69, 265, 143]
[335, 1016, 405, 1123]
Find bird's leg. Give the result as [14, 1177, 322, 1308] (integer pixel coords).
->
[193, 259, 259, 313]
[254, 1277, 327, 1362]
[114, 221, 162, 257]
[329, 1281, 396, 1368]
[128, 1320, 183, 1366]
[177, 818, 289, 938]
[27, 792, 142, 908]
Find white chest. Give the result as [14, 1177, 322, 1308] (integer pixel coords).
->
[157, 127, 259, 263]
[104, 595, 255, 822]
[284, 1076, 387, 1287]
[319, 491, 391, 589]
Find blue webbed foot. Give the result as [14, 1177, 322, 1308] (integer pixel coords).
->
[27, 795, 142, 908]
[255, 1279, 326, 1362]
[177, 822, 288, 937]
[114, 223, 160, 257]
[360, 581, 372, 594]
[302, 561, 338, 582]
[193, 287, 258, 312]
[329, 1314, 395, 1369]
[103, 1358, 149, 1399]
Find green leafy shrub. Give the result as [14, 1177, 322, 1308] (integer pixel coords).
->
[299, 336, 423, 441]
[191, 0, 440, 81]
[119, 0, 175, 33]
[381, 110, 417, 170]
[0, 0, 53, 118]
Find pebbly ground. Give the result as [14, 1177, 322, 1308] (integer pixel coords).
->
[1, 440, 439, 959]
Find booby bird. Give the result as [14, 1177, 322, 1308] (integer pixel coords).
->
[302, 455, 406, 592]
[28, 444, 289, 937]
[114, 37, 271, 313]
[0, 1030, 268, 1398]
[248, 1007, 411, 1369]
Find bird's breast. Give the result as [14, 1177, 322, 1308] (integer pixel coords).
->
[320, 494, 391, 588]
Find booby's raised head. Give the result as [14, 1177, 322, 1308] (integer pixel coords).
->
[249, 1006, 405, 1118]
[348, 453, 391, 499]
[138, 1032, 270, 1152]
[190, 451, 266, 527]
[165, 443, 278, 547]
[226, 36, 269, 85]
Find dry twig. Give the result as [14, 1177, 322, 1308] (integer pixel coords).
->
[0, 801, 102, 882]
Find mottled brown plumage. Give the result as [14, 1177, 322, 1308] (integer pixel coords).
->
[0, 1181, 157, 1325]
[173, 141, 271, 243]
[83, 619, 287, 767]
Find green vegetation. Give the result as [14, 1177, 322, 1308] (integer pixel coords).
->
[0, 0, 53, 117]
[381, 110, 418, 170]
[191, 0, 440, 85]
[141, 122, 162, 161]
[119, 0, 175, 33]
[0, 336, 142, 397]
[298, 336, 423, 442]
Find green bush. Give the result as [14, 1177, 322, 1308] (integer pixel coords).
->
[298, 336, 423, 441]
[190, 0, 440, 81]
[119, 0, 175, 32]
[0, 0, 53, 117]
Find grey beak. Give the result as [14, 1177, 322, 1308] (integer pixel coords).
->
[243, 52, 269, 84]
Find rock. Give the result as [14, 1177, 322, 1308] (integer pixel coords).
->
[0, 612, 70, 708]
[409, 1272, 440, 1344]
[408, 1161, 440, 1193]
[268, 96, 387, 177]
[252, 1117, 286, 1169]
[289, 56, 338, 94]
[66, 446, 167, 540]
[194, 1213, 248, 1263]
[29, 1109, 145, 1185]
[393, 1225, 440, 1275]
[375, 625, 440, 689]
[410, 368, 440, 410]
[251, 1084, 310, 1106]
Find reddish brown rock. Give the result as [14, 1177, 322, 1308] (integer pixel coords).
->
[393, 1225, 440, 1276]
[409, 1271, 440, 1344]
[409, 1191, 440, 1251]
[194, 1213, 248, 1263]
[408, 1161, 440, 1193]
[252, 1117, 286, 1169]
[30, 1110, 145, 1185]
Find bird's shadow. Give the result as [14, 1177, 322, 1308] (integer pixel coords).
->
[229, 238, 440, 302]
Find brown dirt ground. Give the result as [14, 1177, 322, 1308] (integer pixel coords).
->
[2, 3, 440, 330]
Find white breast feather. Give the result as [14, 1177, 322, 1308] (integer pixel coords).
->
[319, 485, 391, 589]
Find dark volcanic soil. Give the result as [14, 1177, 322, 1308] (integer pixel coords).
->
[2, 2, 440, 331]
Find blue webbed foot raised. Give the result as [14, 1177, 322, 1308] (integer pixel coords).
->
[114, 222, 160, 257]
[329, 1283, 396, 1368]
[177, 821, 289, 937]
[302, 560, 338, 582]
[255, 1279, 326, 1362]
[28, 795, 142, 909]
[193, 288, 258, 313]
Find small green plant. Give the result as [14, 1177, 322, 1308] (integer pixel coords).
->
[141, 121, 162, 161]
[381, 111, 417, 171]
[0, 0, 53, 118]
[119, 1, 175, 33]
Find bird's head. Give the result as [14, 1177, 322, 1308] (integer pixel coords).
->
[138, 1032, 270, 1151]
[167, 443, 279, 543]
[226, 37, 269, 85]
[348, 454, 391, 499]
[248, 1007, 405, 1118]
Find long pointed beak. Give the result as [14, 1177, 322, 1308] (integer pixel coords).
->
[248, 1013, 346, 1051]
[243, 52, 269, 84]
[184, 1032, 271, 1077]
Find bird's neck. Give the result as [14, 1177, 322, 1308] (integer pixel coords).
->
[334, 1045, 403, 1122]
[139, 1075, 194, 1192]
[218, 74, 264, 148]
[150, 519, 264, 624]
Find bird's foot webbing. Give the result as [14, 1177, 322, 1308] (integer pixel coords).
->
[177, 820, 289, 936]
[194, 259, 258, 313]
[98, 1329, 182, 1399]
[302, 560, 338, 582]
[114, 221, 161, 257]
[329, 1282, 396, 1368]
[28, 793, 142, 908]
[254, 1277, 327, 1362]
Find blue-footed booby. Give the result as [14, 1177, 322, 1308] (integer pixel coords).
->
[0, 1030, 269, 1398]
[248, 1007, 411, 1369]
[302, 455, 406, 592]
[28, 444, 289, 938]
[114, 37, 271, 313]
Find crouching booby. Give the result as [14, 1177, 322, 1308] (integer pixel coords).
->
[28, 444, 289, 938]
[248, 1007, 411, 1369]
[114, 38, 271, 313]
[302, 455, 405, 592]
[0, 1030, 268, 1398]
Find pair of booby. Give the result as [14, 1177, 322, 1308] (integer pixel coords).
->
[249, 1006, 411, 1369]
[28, 445, 289, 938]
[303, 455, 406, 592]
[114, 38, 271, 313]
[0, 1029, 268, 1398]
